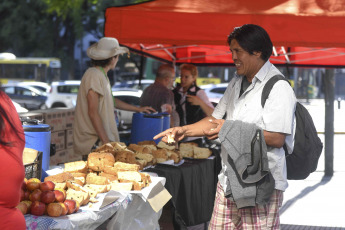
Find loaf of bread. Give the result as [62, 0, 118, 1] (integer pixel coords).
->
[114, 161, 140, 172]
[94, 143, 114, 153]
[109, 181, 133, 191]
[193, 146, 212, 159]
[157, 141, 176, 150]
[66, 180, 85, 191]
[86, 173, 109, 185]
[87, 152, 115, 171]
[103, 166, 119, 176]
[54, 182, 67, 190]
[141, 145, 157, 152]
[117, 171, 142, 182]
[152, 149, 168, 160]
[179, 143, 197, 158]
[66, 188, 90, 206]
[99, 172, 118, 182]
[128, 144, 151, 154]
[166, 150, 180, 163]
[64, 161, 88, 173]
[109, 142, 127, 152]
[115, 151, 136, 164]
[44, 172, 74, 183]
[135, 153, 155, 165]
[135, 159, 147, 170]
[83, 184, 108, 198]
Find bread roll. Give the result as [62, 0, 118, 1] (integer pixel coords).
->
[87, 152, 115, 171]
[193, 146, 212, 159]
[64, 161, 88, 173]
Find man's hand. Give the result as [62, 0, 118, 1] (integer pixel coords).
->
[203, 118, 224, 140]
[154, 126, 186, 144]
[138, 106, 156, 114]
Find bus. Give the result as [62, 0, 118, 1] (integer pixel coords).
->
[0, 53, 61, 84]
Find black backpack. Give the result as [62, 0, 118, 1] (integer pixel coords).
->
[261, 75, 323, 180]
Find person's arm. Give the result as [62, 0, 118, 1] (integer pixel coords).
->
[87, 89, 110, 144]
[154, 116, 218, 143]
[263, 131, 286, 148]
[186, 95, 214, 116]
[114, 98, 156, 113]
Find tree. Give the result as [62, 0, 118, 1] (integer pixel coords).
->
[0, 0, 150, 80]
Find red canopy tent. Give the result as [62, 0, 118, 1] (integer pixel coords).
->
[104, 0, 345, 67]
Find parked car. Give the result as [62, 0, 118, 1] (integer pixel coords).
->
[112, 89, 143, 128]
[17, 81, 51, 93]
[1, 85, 48, 110]
[200, 83, 229, 105]
[46, 81, 80, 108]
[112, 79, 154, 91]
[11, 100, 28, 113]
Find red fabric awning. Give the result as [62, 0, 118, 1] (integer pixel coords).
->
[105, 0, 345, 66]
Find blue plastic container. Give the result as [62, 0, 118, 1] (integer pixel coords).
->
[130, 113, 163, 144]
[159, 112, 171, 131]
[23, 123, 51, 181]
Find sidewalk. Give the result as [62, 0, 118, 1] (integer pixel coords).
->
[280, 172, 345, 229]
[281, 99, 345, 229]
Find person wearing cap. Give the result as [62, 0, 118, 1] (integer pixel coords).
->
[73, 37, 155, 157]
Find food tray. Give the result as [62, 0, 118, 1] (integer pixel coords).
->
[24, 151, 42, 179]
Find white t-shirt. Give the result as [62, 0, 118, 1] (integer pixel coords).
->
[212, 61, 296, 191]
[73, 67, 120, 156]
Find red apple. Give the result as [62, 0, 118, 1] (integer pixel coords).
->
[22, 180, 27, 191]
[74, 200, 80, 213]
[29, 189, 42, 202]
[20, 189, 25, 201]
[22, 200, 32, 213]
[64, 199, 76, 214]
[24, 190, 30, 200]
[47, 202, 63, 217]
[53, 190, 65, 202]
[30, 201, 46, 216]
[59, 202, 68, 216]
[16, 202, 28, 215]
[40, 181, 55, 191]
[26, 178, 41, 191]
[41, 191, 56, 204]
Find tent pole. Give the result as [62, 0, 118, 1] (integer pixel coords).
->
[324, 68, 334, 177]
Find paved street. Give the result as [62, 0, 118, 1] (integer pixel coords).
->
[280, 99, 345, 229]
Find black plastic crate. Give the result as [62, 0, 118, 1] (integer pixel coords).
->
[24, 151, 42, 180]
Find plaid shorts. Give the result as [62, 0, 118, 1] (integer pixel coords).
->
[209, 182, 283, 230]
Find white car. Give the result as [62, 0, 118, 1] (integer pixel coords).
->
[45, 81, 80, 108]
[200, 83, 229, 105]
[17, 81, 51, 93]
[112, 89, 143, 127]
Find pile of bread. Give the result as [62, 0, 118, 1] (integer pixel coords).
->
[44, 156, 151, 207]
[95, 140, 183, 168]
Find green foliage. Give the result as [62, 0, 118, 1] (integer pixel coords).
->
[0, 0, 150, 79]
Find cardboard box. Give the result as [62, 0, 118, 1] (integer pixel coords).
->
[30, 109, 66, 132]
[66, 129, 73, 149]
[50, 149, 68, 166]
[51, 130, 65, 151]
[52, 108, 75, 129]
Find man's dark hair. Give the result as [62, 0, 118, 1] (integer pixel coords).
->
[227, 24, 273, 62]
[90, 55, 118, 68]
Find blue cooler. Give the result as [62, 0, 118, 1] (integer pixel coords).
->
[22, 121, 51, 181]
[159, 112, 171, 131]
[130, 113, 163, 144]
